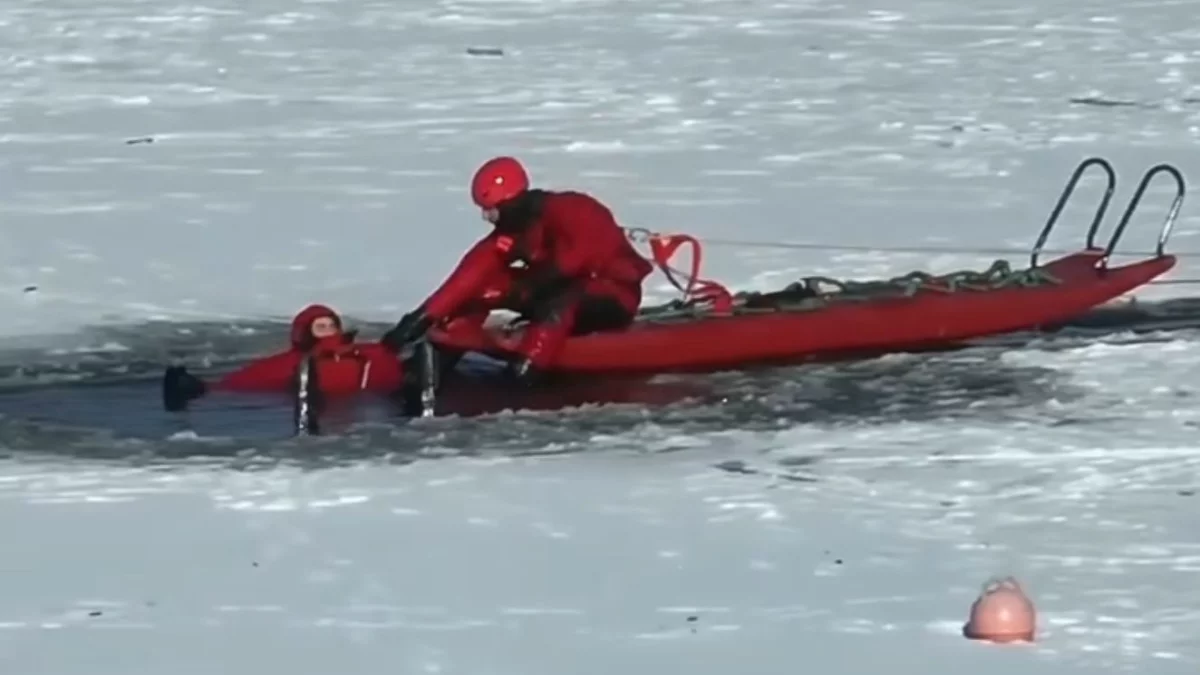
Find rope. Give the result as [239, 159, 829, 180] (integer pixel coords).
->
[624, 229, 1200, 290]
[622, 227, 1200, 326]
[680, 235, 1200, 261]
[637, 258, 1061, 323]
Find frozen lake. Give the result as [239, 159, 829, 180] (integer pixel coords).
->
[2, 0, 1200, 671]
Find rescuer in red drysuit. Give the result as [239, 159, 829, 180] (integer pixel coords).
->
[380, 156, 653, 381]
[164, 304, 405, 410]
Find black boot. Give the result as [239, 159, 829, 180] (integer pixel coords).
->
[162, 365, 207, 411]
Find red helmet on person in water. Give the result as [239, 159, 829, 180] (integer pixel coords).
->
[470, 156, 529, 209]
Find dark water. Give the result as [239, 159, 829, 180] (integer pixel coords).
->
[0, 302, 1197, 467]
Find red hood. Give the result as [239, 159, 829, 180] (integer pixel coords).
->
[290, 303, 342, 349]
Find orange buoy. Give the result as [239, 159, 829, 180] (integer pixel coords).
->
[962, 576, 1036, 643]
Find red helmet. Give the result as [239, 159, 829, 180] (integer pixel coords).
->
[470, 156, 529, 209]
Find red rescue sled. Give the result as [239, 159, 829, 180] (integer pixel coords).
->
[429, 157, 1186, 374]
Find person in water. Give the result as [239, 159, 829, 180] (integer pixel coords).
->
[381, 156, 653, 381]
[163, 303, 404, 410]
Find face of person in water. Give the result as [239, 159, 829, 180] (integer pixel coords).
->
[310, 316, 339, 339]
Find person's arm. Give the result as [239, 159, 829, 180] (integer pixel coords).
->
[423, 235, 508, 319]
[380, 235, 509, 351]
[214, 351, 305, 392]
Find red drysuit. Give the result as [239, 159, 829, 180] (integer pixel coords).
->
[420, 189, 653, 368]
[215, 304, 404, 395]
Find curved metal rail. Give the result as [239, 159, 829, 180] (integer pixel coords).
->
[1030, 156, 1186, 270]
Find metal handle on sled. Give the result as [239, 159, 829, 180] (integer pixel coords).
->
[1098, 163, 1185, 270]
[399, 339, 439, 419]
[1030, 156, 1186, 270]
[293, 355, 320, 436]
[417, 339, 438, 419]
[1030, 157, 1116, 268]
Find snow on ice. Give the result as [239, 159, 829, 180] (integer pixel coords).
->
[1, 0, 1200, 672]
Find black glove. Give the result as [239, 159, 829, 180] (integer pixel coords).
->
[381, 308, 433, 352]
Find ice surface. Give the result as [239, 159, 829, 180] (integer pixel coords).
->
[3, 0, 1200, 671]
[4, 0, 1200, 339]
[3, 381, 1200, 675]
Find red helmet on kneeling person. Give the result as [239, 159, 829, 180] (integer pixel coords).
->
[471, 156, 529, 220]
